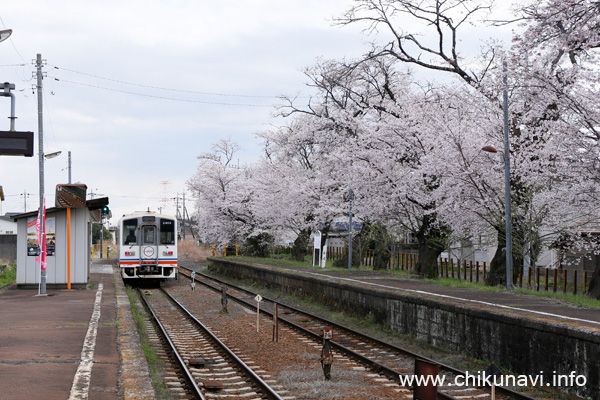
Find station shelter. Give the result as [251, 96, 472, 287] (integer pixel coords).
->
[12, 195, 109, 289]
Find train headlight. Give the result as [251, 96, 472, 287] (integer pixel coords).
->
[163, 251, 173, 256]
[125, 251, 135, 256]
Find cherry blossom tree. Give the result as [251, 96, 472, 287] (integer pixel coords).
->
[332, 0, 600, 287]
[187, 138, 264, 247]
[509, 0, 600, 294]
[254, 115, 342, 261]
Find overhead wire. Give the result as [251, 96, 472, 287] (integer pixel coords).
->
[48, 76, 277, 107]
[50, 65, 285, 99]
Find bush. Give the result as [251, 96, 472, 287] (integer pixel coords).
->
[0, 261, 16, 287]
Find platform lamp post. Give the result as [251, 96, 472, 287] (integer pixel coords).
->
[36, 53, 47, 295]
[482, 63, 513, 291]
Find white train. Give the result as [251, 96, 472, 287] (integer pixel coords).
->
[119, 211, 178, 281]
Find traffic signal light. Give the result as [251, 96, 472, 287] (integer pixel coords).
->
[101, 205, 110, 216]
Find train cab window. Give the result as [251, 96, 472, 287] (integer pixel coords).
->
[143, 226, 156, 245]
[123, 219, 138, 245]
[160, 218, 175, 245]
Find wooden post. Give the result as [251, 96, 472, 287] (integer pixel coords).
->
[584, 270, 588, 294]
[469, 260, 473, 282]
[553, 269, 558, 292]
[544, 268, 549, 292]
[563, 270, 568, 293]
[536, 267, 540, 292]
[483, 262, 487, 280]
[450, 258, 454, 278]
[273, 303, 279, 342]
[224, 244, 227, 257]
[476, 261, 479, 283]
[257, 301, 260, 332]
[573, 270, 578, 295]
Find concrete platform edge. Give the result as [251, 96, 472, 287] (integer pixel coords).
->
[114, 268, 156, 399]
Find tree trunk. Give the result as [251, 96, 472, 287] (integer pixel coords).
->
[292, 229, 311, 262]
[415, 214, 447, 278]
[586, 255, 600, 298]
[486, 241, 506, 286]
[486, 228, 522, 286]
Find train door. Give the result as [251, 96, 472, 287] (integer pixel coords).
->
[140, 224, 158, 264]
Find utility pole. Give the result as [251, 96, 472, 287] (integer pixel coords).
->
[68, 150, 71, 184]
[182, 192, 186, 239]
[36, 53, 46, 295]
[175, 193, 181, 239]
[21, 190, 29, 212]
[181, 192, 195, 239]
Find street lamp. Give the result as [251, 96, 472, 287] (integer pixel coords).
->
[44, 150, 61, 159]
[482, 63, 513, 291]
[0, 29, 12, 44]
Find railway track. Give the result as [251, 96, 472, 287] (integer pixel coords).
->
[179, 262, 542, 400]
[138, 286, 284, 400]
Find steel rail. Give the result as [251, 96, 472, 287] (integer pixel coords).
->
[137, 287, 206, 400]
[179, 264, 540, 400]
[160, 287, 284, 400]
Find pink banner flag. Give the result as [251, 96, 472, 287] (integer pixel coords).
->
[36, 199, 47, 271]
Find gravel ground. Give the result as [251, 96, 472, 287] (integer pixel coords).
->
[163, 279, 411, 399]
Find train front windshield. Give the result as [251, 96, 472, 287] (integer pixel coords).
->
[122, 217, 175, 246]
[159, 218, 175, 244]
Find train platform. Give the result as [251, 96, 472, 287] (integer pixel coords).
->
[206, 258, 600, 333]
[0, 262, 154, 400]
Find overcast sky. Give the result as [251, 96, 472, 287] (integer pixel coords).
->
[0, 1, 511, 224]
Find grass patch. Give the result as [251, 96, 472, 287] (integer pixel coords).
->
[0, 262, 16, 287]
[513, 287, 600, 309]
[423, 277, 505, 292]
[125, 285, 173, 399]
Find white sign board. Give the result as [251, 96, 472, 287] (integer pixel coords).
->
[313, 231, 322, 267]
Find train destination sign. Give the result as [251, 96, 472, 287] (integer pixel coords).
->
[0, 131, 34, 157]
